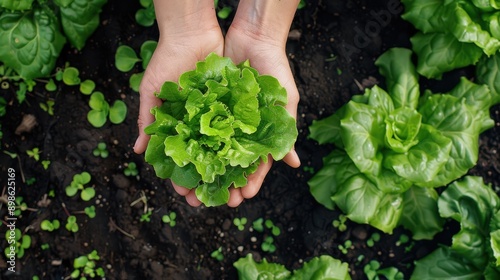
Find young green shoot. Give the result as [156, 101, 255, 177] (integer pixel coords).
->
[80, 79, 96, 95]
[162, 212, 177, 227]
[66, 215, 79, 233]
[71, 250, 105, 279]
[261, 236, 276, 253]
[252, 218, 264, 233]
[40, 219, 60, 232]
[364, 260, 404, 280]
[41, 160, 51, 170]
[338, 240, 352, 255]
[84, 205, 96, 219]
[39, 100, 55, 115]
[210, 246, 224, 261]
[366, 232, 381, 248]
[332, 214, 347, 232]
[65, 172, 95, 201]
[26, 147, 41, 161]
[124, 162, 139, 177]
[4, 229, 31, 259]
[62, 66, 80, 86]
[233, 217, 247, 231]
[265, 219, 281, 236]
[140, 209, 152, 222]
[93, 142, 109, 158]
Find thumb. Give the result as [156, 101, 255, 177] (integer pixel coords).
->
[134, 90, 162, 154]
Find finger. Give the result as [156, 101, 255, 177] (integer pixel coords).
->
[172, 182, 191, 196]
[283, 147, 301, 168]
[185, 190, 202, 207]
[241, 156, 273, 199]
[134, 90, 162, 154]
[227, 188, 244, 207]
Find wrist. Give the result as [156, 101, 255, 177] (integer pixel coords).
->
[153, 0, 219, 38]
[230, 0, 300, 46]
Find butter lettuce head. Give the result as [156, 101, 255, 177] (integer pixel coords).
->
[144, 53, 297, 206]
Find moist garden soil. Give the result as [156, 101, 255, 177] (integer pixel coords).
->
[1, 0, 500, 279]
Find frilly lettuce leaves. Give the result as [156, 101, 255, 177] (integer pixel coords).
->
[401, 0, 500, 79]
[308, 48, 497, 239]
[144, 53, 297, 207]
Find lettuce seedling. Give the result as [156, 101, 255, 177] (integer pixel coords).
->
[234, 254, 351, 280]
[401, 0, 500, 79]
[411, 176, 500, 279]
[144, 53, 298, 206]
[87, 92, 127, 128]
[65, 171, 95, 201]
[308, 48, 498, 239]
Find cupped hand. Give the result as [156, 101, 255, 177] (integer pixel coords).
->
[222, 24, 301, 207]
[134, 27, 223, 207]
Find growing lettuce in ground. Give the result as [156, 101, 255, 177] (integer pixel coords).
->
[401, 0, 500, 79]
[308, 48, 498, 239]
[144, 53, 297, 206]
[0, 0, 107, 79]
[234, 253, 351, 280]
[411, 176, 500, 279]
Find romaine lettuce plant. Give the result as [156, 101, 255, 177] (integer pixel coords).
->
[0, 0, 107, 80]
[308, 48, 498, 239]
[411, 176, 500, 279]
[144, 53, 297, 206]
[401, 0, 500, 79]
[234, 253, 351, 280]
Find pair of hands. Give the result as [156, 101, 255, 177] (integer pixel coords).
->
[133, 13, 300, 207]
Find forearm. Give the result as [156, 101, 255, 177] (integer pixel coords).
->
[153, 0, 219, 37]
[231, 0, 300, 46]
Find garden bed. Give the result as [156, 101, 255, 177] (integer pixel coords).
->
[1, 0, 499, 279]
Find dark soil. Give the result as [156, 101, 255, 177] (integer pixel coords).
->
[1, 0, 499, 279]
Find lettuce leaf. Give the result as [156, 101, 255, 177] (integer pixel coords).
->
[145, 53, 297, 206]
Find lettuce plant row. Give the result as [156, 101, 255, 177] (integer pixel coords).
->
[144, 53, 298, 206]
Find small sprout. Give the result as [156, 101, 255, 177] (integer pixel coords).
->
[14, 196, 28, 216]
[366, 232, 381, 248]
[66, 215, 79, 233]
[303, 166, 315, 174]
[87, 92, 127, 127]
[140, 210, 152, 222]
[40, 243, 50, 250]
[338, 240, 352, 254]
[41, 160, 51, 170]
[48, 189, 56, 197]
[26, 177, 36, 186]
[41, 219, 60, 232]
[124, 162, 139, 177]
[332, 214, 347, 232]
[62, 66, 80, 86]
[233, 217, 247, 231]
[93, 142, 109, 158]
[210, 247, 224, 261]
[80, 79, 95, 95]
[336, 67, 343, 75]
[356, 254, 365, 265]
[115, 45, 141, 72]
[65, 172, 95, 201]
[26, 147, 41, 161]
[45, 79, 57, 91]
[129, 72, 143, 92]
[135, 0, 156, 27]
[84, 205, 96, 218]
[40, 100, 55, 115]
[71, 250, 105, 279]
[265, 219, 281, 236]
[4, 229, 31, 259]
[162, 212, 177, 227]
[261, 236, 276, 253]
[396, 234, 410, 246]
[252, 218, 264, 233]
[364, 260, 404, 280]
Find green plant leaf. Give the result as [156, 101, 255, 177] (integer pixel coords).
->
[115, 45, 140, 72]
[59, 0, 107, 50]
[476, 52, 500, 105]
[139, 40, 157, 69]
[62, 67, 81, 86]
[292, 255, 351, 280]
[109, 100, 127, 124]
[234, 254, 291, 280]
[0, 0, 34, 10]
[0, 8, 66, 79]
[81, 187, 95, 201]
[135, 6, 155, 27]
[129, 72, 143, 92]
[80, 79, 95, 95]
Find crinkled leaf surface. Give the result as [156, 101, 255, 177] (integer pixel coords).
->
[145, 53, 297, 206]
[0, 7, 66, 79]
[59, 0, 107, 50]
[0, 0, 34, 10]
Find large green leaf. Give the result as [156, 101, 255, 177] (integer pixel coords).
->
[0, 8, 66, 79]
[476, 52, 500, 105]
[0, 0, 34, 10]
[401, 0, 446, 33]
[59, 0, 107, 50]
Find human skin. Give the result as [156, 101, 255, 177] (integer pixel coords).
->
[134, 0, 300, 207]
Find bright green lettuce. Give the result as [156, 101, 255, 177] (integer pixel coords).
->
[144, 53, 298, 207]
[401, 0, 500, 79]
[234, 254, 351, 280]
[0, 0, 107, 79]
[411, 176, 500, 279]
[308, 48, 497, 239]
